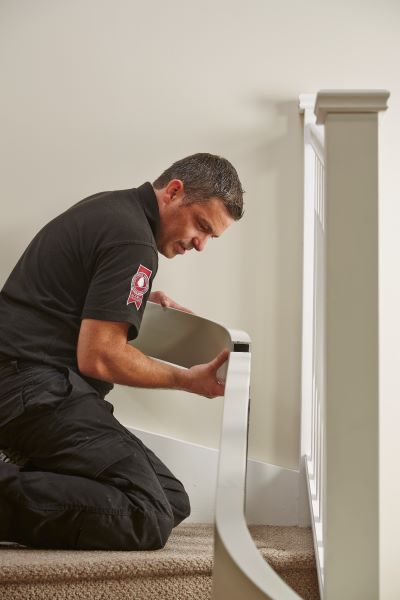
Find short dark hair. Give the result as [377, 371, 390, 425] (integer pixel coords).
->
[153, 153, 244, 220]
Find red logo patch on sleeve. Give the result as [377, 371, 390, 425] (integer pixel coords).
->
[127, 264, 152, 310]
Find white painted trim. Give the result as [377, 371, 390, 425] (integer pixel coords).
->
[322, 99, 382, 599]
[304, 455, 324, 598]
[308, 124, 325, 165]
[127, 426, 300, 525]
[299, 89, 388, 598]
[298, 93, 317, 113]
[315, 89, 389, 124]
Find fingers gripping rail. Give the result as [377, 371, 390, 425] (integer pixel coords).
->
[131, 303, 299, 600]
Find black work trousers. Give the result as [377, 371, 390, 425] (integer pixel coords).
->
[0, 361, 190, 550]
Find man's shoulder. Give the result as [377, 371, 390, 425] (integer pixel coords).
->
[60, 187, 155, 246]
[69, 187, 138, 216]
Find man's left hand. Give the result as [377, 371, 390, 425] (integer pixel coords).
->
[149, 290, 193, 314]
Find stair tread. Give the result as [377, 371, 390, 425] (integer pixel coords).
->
[0, 524, 316, 583]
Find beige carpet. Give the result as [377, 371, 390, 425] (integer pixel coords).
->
[0, 524, 320, 600]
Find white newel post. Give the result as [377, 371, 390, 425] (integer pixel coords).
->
[315, 91, 389, 600]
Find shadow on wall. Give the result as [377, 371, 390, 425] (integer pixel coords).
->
[218, 98, 304, 468]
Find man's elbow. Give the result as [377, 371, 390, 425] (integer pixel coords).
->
[77, 350, 109, 381]
[77, 318, 129, 381]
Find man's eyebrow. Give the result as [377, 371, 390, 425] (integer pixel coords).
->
[199, 217, 219, 238]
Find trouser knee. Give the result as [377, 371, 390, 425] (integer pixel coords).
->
[131, 509, 174, 550]
[75, 508, 174, 551]
[174, 487, 191, 525]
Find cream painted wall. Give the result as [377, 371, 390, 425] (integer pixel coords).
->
[1, 1, 399, 595]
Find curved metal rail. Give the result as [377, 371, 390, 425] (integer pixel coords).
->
[131, 302, 300, 600]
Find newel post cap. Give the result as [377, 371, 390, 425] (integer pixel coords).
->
[315, 90, 390, 124]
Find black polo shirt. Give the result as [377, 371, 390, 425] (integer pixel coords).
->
[0, 182, 159, 395]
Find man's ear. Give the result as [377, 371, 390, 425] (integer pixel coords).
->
[164, 179, 184, 203]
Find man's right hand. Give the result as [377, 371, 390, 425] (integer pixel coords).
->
[184, 349, 230, 398]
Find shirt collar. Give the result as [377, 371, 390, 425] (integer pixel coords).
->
[136, 182, 160, 240]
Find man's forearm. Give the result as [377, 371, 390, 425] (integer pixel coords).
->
[81, 343, 190, 392]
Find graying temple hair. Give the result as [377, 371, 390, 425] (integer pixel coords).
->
[153, 153, 244, 220]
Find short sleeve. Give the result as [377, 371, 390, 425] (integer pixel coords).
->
[81, 242, 158, 340]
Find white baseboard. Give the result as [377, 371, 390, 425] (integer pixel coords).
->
[128, 426, 301, 525]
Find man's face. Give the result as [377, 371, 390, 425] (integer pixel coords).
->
[156, 195, 234, 259]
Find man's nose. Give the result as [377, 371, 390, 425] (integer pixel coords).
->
[193, 235, 209, 252]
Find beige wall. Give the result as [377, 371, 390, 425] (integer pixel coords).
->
[1, 1, 399, 595]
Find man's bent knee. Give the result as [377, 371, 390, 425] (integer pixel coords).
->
[172, 487, 191, 527]
[76, 508, 174, 551]
[139, 512, 174, 550]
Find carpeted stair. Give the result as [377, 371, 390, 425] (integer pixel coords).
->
[0, 523, 320, 600]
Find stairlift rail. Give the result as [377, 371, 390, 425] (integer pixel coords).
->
[132, 302, 300, 600]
